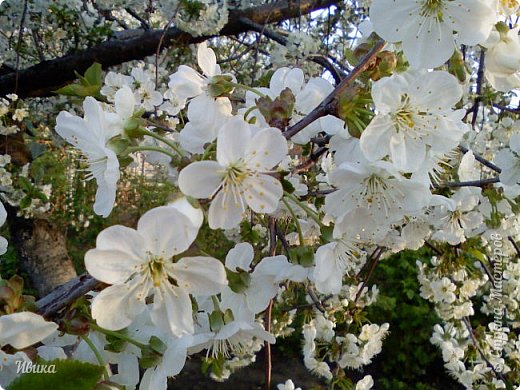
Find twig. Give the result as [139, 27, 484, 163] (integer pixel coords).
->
[436, 177, 500, 188]
[264, 217, 277, 390]
[125, 8, 150, 30]
[283, 39, 385, 139]
[354, 247, 383, 303]
[459, 146, 502, 174]
[508, 236, 520, 258]
[238, 17, 344, 84]
[461, 316, 508, 382]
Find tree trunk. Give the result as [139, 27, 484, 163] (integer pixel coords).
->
[7, 212, 77, 297]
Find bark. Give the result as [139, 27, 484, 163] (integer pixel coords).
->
[0, 0, 340, 98]
[1, 134, 77, 298]
[6, 211, 77, 298]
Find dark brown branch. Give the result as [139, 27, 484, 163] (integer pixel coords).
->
[0, 0, 339, 98]
[36, 273, 101, 319]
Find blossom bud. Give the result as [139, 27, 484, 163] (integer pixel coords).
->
[207, 75, 235, 98]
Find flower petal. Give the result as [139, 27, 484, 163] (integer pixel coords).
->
[197, 42, 221, 77]
[243, 174, 283, 214]
[137, 206, 200, 257]
[91, 284, 145, 330]
[225, 242, 254, 272]
[178, 161, 223, 199]
[0, 312, 58, 349]
[171, 256, 227, 295]
[208, 189, 246, 229]
[245, 127, 288, 170]
[217, 117, 251, 166]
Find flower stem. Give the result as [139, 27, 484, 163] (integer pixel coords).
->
[126, 145, 177, 161]
[141, 129, 185, 157]
[228, 81, 268, 99]
[281, 197, 305, 246]
[284, 192, 322, 225]
[80, 334, 109, 380]
[90, 323, 148, 350]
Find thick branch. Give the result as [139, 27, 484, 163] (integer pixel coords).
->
[36, 273, 100, 319]
[0, 0, 339, 98]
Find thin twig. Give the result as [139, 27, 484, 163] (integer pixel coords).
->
[459, 145, 502, 174]
[462, 316, 508, 382]
[283, 39, 385, 139]
[508, 236, 520, 259]
[264, 217, 277, 390]
[436, 177, 500, 188]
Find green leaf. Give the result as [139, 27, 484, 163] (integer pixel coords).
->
[7, 359, 104, 390]
[149, 335, 167, 354]
[84, 63, 102, 86]
[281, 178, 295, 194]
[19, 196, 32, 209]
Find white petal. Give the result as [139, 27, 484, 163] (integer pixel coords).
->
[197, 42, 221, 77]
[208, 189, 246, 229]
[401, 17, 455, 69]
[217, 117, 251, 166]
[359, 115, 393, 161]
[137, 206, 200, 257]
[313, 243, 343, 295]
[410, 71, 462, 109]
[178, 160, 223, 198]
[95, 225, 146, 256]
[0, 312, 58, 349]
[85, 248, 142, 284]
[245, 127, 288, 170]
[115, 85, 135, 120]
[243, 174, 283, 214]
[225, 242, 254, 272]
[91, 284, 145, 331]
[370, 0, 419, 42]
[168, 197, 204, 229]
[167, 65, 205, 102]
[170, 256, 227, 295]
[151, 285, 194, 336]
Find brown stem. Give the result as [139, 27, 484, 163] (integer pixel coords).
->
[264, 217, 277, 390]
[283, 39, 385, 139]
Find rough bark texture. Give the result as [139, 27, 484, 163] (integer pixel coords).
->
[0, 0, 340, 97]
[7, 213, 77, 297]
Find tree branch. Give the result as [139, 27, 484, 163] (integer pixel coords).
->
[0, 0, 339, 98]
[283, 39, 385, 139]
[36, 273, 100, 319]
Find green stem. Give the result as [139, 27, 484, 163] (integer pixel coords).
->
[284, 192, 322, 225]
[228, 81, 268, 99]
[211, 295, 221, 312]
[126, 145, 177, 161]
[281, 197, 305, 246]
[201, 143, 216, 160]
[91, 323, 148, 350]
[80, 334, 109, 380]
[141, 128, 185, 157]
